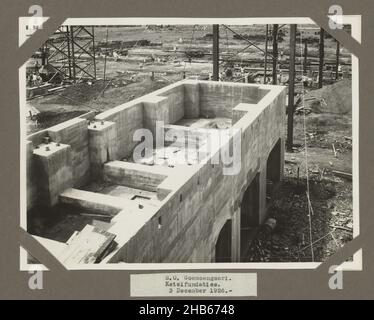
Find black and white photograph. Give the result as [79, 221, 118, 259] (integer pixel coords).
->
[0, 0, 373, 302]
[21, 19, 358, 269]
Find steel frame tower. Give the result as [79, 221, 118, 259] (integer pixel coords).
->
[46, 26, 97, 83]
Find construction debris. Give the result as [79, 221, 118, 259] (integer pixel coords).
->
[245, 177, 352, 262]
[300, 80, 352, 114]
[58, 225, 116, 264]
[332, 170, 352, 181]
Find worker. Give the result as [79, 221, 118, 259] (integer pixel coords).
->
[36, 73, 43, 86]
[113, 51, 120, 62]
[225, 68, 233, 78]
[244, 73, 250, 83]
[27, 74, 33, 87]
[32, 73, 38, 86]
[278, 70, 283, 84]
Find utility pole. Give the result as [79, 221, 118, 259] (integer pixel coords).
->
[41, 46, 48, 66]
[213, 24, 220, 81]
[287, 24, 297, 152]
[335, 40, 340, 80]
[272, 24, 279, 85]
[318, 28, 325, 88]
[264, 25, 269, 84]
[303, 41, 308, 74]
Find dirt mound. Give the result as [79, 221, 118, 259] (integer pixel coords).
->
[34, 110, 88, 130]
[45, 80, 106, 106]
[245, 178, 353, 263]
[304, 79, 352, 115]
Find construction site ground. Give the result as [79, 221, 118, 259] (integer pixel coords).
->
[246, 80, 353, 263]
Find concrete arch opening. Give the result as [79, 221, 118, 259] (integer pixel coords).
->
[215, 219, 232, 263]
[240, 173, 260, 259]
[266, 139, 282, 203]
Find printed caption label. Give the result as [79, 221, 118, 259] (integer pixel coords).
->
[131, 273, 257, 297]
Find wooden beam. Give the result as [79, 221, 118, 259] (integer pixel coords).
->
[336, 40, 340, 80]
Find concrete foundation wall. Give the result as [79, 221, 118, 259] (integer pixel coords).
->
[161, 85, 185, 124]
[88, 121, 118, 180]
[103, 161, 168, 192]
[184, 82, 200, 118]
[199, 82, 262, 118]
[33, 143, 73, 207]
[143, 96, 169, 136]
[60, 188, 123, 216]
[26, 80, 286, 264]
[48, 118, 90, 187]
[107, 83, 287, 263]
[26, 141, 37, 210]
[94, 83, 186, 161]
[96, 102, 144, 160]
[27, 117, 91, 208]
[143, 85, 186, 135]
[27, 129, 50, 147]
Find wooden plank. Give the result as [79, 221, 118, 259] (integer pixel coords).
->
[332, 170, 352, 180]
[59, 225, 116, 264]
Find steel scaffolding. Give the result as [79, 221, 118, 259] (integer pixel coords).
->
[46, 26, 97, 83]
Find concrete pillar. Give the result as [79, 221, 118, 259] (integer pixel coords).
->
[33, 142, 73, 207]
[27, 141, 37, 210]
[212, 25, 220, 81]
[231, 207, 241, 262]
[48, 117, 90, 187]
[88, 121, 117, 180]
[280, 138, 285, 180]
[259, 169, 267, 224]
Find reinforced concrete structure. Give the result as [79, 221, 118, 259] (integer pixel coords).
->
[26, 80, 286, 264]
